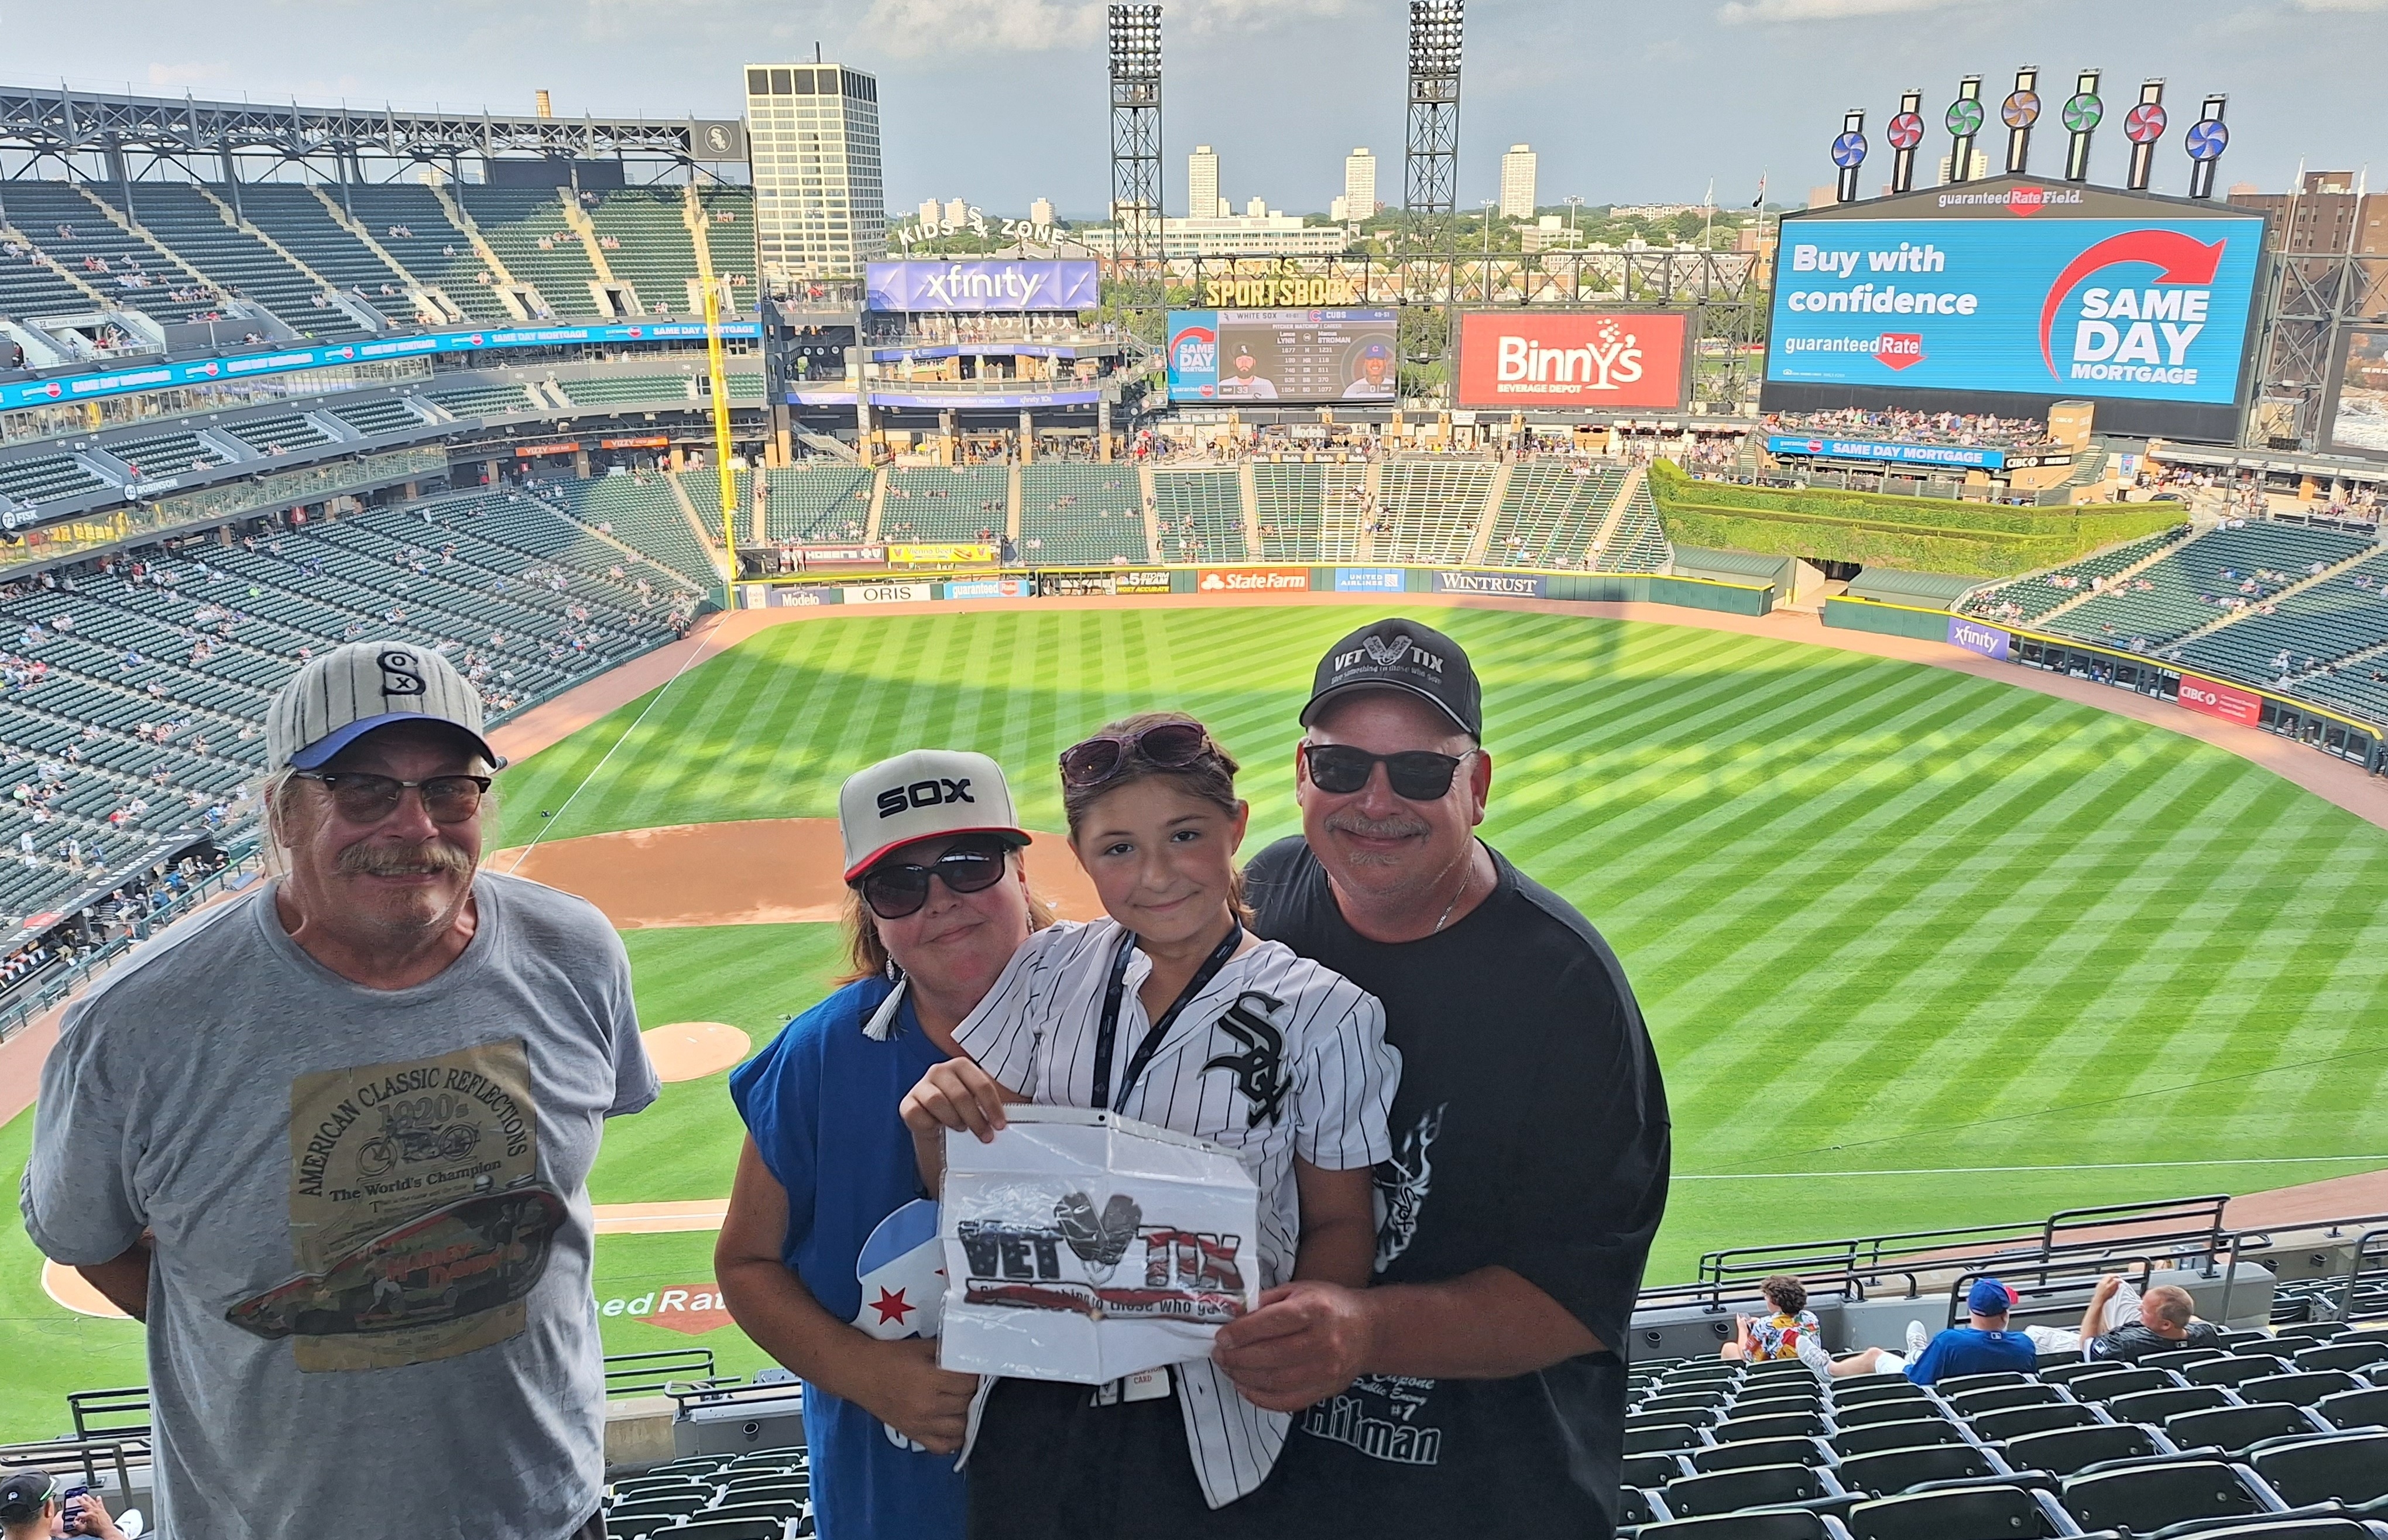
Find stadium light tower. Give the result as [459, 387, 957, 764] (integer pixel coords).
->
[1107, 6, 1164, 308]
[1404, 0, 1463, 378]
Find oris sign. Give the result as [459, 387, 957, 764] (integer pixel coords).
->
[1456, 310, 1691, 411]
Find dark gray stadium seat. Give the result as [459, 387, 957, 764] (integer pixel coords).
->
[716, 1481, 808, 1507]
[2058, 1459, 2281, 1532]
[2145, 1347, 2235, 1374]
[2067, 1367, 2179, 1401]
[2043, 1361, 2125, 1387]
[1739, 1385, 1829, 1413]
[609, 1474, 708, 1503]
[1718, 1411, 1831, 1442]
[1840, 1399, 1954, 1429]
[1751, 1358, 1825, 1383]
[2000, 1424, 2161, 1477]
[1622, 1486, 1674, 1528]
[2270, 1324, 2352, 1347]
[2144, 1522, 2380, 1540]
[2241, 1371, 2368, 1408]
[606, 1491, 712, 1521]
[1694, 1438, 1837, 1473]
[705, 1500, 808, 1528]
[1949, 1384, 2070, 1416]
[1632, 1506, 1857, 1540]
[1672, 1365, 1748, 1387]
[1833, 1419, 1973, 1458]
[1665, 1462, 1840, 1517]
[2217, 1331, 2273, 1350]
[674, 1521, 787, 1540]
[2314, 1388, 2388, 1432]
[1835, 1443, 2003, 1497]
[1631, 1422, 1713, 1455]
[1630, 1452, 1697, 1487]
[1649, 1390, 1738, 1412]
[1846, 1483, 2078, 1540]
[2294, 1339, 2388, 1375]
[1638, 1407, 1728, 1430]
[2245, 1430, 2388, 1508]
[2163, 1402, 2331, 1455]
[2191, 1357, 2297, 1387]
[1936, 1373, 2034, 1396]
[1971, 1402, 2104, 1442]
[1837, 1380, 1935, 1409]
[2107, 1386, 2237, 1425]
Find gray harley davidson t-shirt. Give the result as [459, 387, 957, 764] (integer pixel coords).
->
[21, 872, 657, 1540]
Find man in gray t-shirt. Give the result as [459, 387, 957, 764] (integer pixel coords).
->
[20, 642, 657, 1540]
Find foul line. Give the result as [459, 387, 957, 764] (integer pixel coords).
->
[503, 626, 730, 874]
[1681, 1155, 2388, 1180]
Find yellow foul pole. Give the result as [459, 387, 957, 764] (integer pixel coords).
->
[702, 273, 738, 597]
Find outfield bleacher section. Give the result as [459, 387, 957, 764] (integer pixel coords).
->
[541, 473, 720, 588]
[0, 182, 212, 326]
[2038, 524, 2373, 653]
[754, 466, 874, 543]
[584, 188, 702, 314]
[1020, 465, 1144, 565]
[224, 413, 331, 456]
[1961, 530, 2196, 626]
[694, 187, 760, 292]
[96, 183, 344, 338]
[556, 374, 698, 408]
[0, 454, 105, 507]
[104, 432, 224, 480]
[233, 184, 418, 327]
[2173, 548, 2388, 713]
[1487, 461, 1624, 569]
[326, 397, 430, 439]
[1376, 458, 1495, 566]
[429, 383, 539, 419]
[339, 184, 512, 324]
[0, 490, 701, 928]
[0, 228, 102, 320]
[881, 466, 1008, 546]
[1152, 469, 1248, 563]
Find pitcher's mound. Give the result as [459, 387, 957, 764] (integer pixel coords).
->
[43, 1259, 128, 1321]
[645, 1021, 753, 1082]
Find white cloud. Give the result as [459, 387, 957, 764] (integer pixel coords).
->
[853, 0, 1360, 57]
[146, 61, 235, 87]
[2291, 0, 2387, 10]
[1718, 0, 1962, 21]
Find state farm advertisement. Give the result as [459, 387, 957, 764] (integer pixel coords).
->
[2177, 674, 2264, 727]
[1457, 310, 1690, 410]
[1196, 568, 1309, 594]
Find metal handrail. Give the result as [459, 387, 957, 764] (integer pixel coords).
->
[2211, 1209, 2388, 1326]
[0, 1435, 147, 1502]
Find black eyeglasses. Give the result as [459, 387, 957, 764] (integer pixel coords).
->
[1057, 721, 1214, 789]
[1300, 743, 1476, 801]
[856, 841, 1011, 920]
[292, 771, 491, 824]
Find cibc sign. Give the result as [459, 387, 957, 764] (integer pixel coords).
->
[2177, 673, 2263, 726]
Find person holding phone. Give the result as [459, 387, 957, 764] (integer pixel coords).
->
[901, 713, 1399, 1536]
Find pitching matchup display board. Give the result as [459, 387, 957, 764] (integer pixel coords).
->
[1764, 179, 2265, 434]
[1167, 310, 1399, 403]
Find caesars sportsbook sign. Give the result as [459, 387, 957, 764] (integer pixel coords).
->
[1763, 178, 2263, 435]
[1456, 311, 1691, 411]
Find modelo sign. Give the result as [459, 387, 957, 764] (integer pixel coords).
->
[1457, 311, 1690, 410]
[864, 260, 1100, 313]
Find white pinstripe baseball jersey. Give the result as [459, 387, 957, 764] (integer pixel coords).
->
[951, 915, 1401, 1510]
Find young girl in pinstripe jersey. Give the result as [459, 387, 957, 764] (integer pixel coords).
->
[901, 711, 1399, 1538]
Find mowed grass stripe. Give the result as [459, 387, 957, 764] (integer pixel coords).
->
[484, 609, 2388, 1252]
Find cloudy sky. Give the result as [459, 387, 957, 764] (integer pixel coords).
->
[9, 0, 2384, 215]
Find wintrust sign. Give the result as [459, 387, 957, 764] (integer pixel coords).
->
[1457, 311, 1688, 410]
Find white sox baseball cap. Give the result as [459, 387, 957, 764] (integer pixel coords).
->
[839, 749, 1030, 882]
[266, 641, 504, 773]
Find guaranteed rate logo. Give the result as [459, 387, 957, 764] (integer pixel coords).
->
[2038, 229, 2226, 386]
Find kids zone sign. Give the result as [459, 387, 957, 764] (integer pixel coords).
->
[1765, 200, 2262, 408]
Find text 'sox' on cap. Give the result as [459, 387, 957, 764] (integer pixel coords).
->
[838, 749, 1031, 883]
[1302, 616, 1482, 740]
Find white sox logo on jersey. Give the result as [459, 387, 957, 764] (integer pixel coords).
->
[1204, 990, 1291, 1127]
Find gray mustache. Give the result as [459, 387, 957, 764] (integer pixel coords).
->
[338, 841, 474, 877]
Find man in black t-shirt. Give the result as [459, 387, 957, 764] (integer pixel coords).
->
[1212, 616, 1671, 1538]
[2081, 1274, 2222, 1363]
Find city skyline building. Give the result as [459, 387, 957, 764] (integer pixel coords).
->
[1189, 145, 1226, 218]
[744, 60, 886, 282]
[1500, 144, 1537, 220]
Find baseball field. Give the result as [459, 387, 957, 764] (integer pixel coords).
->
[4, 601, 2387, 1440]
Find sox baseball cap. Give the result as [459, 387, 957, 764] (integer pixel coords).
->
[1301, 616, 1483, 740]
[839, 749, 1031, 883]
[0, 1470, 54, 1522]
[265, 640, 503, 773]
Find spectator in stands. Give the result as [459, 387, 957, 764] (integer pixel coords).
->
[22, 642, 657, 1540]
[1721, 1274, 1822, 1363]
[2074, 1274, 2220, 1363]
[1215, 618, 1670, 1538]
[718, 752, 1047, 1540]
[1833, 1277, 2038, 1383]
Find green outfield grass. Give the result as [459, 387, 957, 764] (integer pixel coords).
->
[5, 604, 2387, 1442]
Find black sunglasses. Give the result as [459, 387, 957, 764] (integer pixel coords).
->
[1301, 743, 1475, 801]
[856, 841, 1011, 920]
[1057, 721, 1214, 789]
[292, 771, 491, 824]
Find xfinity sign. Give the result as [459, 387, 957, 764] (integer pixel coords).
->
[866, 260, 1100, 313]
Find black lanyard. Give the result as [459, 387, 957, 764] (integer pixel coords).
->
[1089, 922, 1242, 1114]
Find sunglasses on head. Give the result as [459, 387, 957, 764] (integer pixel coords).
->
[1300, 743, 1475, 801]
[1057, 721, 1214, 790]
[856, 838, 1011, 920]
[292, 770, 490, 824]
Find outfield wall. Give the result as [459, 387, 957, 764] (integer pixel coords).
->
[735, 564, 1778, 618]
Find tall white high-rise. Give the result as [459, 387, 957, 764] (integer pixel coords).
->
[942, 197, 969, 227]
[1029, 197, 1055, 228]
[744, 61, 886, 282]
[1499, 145, 1538, 221]
[1189, 145, 1225, 218]
[916, 197, 941, 228]
[1344, 148, 1377, 220]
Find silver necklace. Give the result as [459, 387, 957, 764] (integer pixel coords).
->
[1431, 858, 1470, 934]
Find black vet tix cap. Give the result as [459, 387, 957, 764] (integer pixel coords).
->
[1302, 617, 1481, 740]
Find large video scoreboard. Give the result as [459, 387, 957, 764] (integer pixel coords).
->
[1762, 177, 2267, 442]
[1166, 310, 1398, 403]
